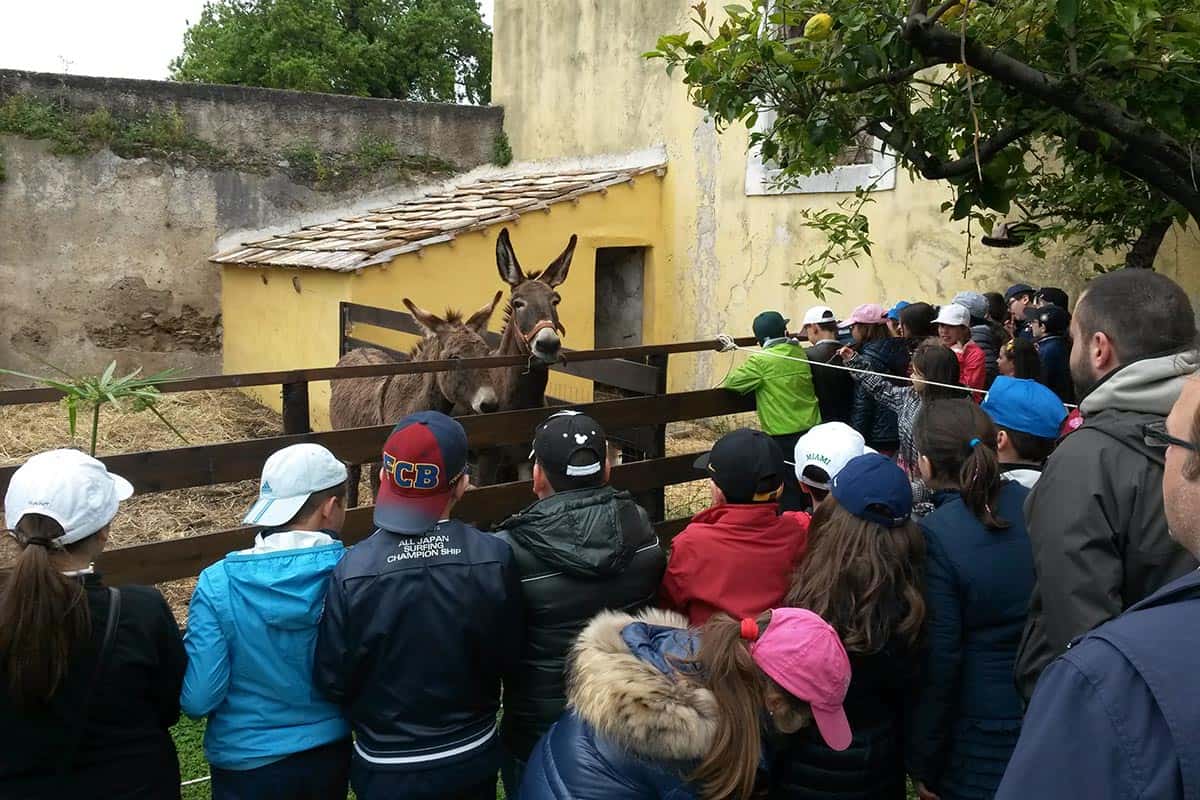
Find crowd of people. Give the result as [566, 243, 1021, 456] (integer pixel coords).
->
[3, 268, 1200, 800]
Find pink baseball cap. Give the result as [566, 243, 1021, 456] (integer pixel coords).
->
[749, 608, 853, 751]
[846, 303, 888, 326]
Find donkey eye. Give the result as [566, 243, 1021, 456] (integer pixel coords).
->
[513, 299, 527, 310]
[551, 294, 561, 306]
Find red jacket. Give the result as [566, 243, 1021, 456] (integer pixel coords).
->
[660, 504, 809, 626]
[955, 340, 986, 400]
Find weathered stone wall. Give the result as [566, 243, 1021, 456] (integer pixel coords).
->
[0, 70, 503, 384]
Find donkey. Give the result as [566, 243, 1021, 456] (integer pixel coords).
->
[474, 228, 576, 482]
[329, 292, 502, 504]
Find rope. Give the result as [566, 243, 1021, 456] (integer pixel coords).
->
[181, 775, 211, 787]
[729, 344, 1080, 410]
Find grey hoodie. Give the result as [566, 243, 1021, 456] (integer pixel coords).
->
[1015, 350, 1200, 701]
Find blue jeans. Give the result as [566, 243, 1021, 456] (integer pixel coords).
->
[210, 739, 351, 800]
[501, 755, 526, 798]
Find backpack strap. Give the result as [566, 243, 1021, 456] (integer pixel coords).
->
[59, 586, 121, 778]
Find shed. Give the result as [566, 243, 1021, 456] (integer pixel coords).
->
[212, 152, 668, 428]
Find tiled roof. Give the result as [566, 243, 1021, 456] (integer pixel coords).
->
[211, 159, 667, 271]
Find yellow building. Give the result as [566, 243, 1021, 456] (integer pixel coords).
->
[492, 0, 1200, 391]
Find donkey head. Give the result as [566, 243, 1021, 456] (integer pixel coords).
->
[496, 228, 576, 365]
[403, 292, 503, 414]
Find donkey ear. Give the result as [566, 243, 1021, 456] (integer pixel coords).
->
[466, 291, 503, 335]
[495, 228, 524, 287]
[540, 234, 577, 288]
[403, 298, 444, 335]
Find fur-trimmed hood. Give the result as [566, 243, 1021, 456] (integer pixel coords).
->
[566, 608, 717, 763]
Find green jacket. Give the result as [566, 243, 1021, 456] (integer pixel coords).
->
[722, 340, 822, 435]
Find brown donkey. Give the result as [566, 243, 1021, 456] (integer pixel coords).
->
[330, 292, 502, 504]
[474, 228, 577, 482]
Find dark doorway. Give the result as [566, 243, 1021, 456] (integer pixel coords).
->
[594, 247, 646, 349]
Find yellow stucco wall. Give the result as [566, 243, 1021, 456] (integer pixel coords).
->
[221, 174, 665, 429]
[493, 0, 1200, 391]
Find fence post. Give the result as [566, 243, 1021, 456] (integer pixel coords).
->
[644, 353, 669, 523]
[281, 381, 311, 435]
[339, 302, 352, 357]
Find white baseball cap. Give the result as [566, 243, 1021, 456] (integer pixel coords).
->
[4, 449, 134, 547]
[791, 423, 876, 489]
[932, 303, 971, 328]
[801, 306, 839, 327]
[243, 444, 349, 527]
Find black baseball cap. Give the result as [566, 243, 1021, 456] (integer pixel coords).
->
[1036, 287, 1069, 310]
[531, 410, 607, 491]
[1023, 304, 1071, 335]
[694, 428, 786, 504]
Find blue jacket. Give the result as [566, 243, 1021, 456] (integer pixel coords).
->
[521, 609, 708, 800]
[314, 520, 523, 787]
[997, 569, 1200, 800]
[850, 337, 910, 450]
[908, 484, 1034, 799]
[181, 531, 348, 770]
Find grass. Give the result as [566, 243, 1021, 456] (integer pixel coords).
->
[281, 134, 455, 190]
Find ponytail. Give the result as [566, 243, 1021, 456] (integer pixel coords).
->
[0, 515, 91, 708]
[690, 611, 772, 800]
[914, 399, 1008, 530]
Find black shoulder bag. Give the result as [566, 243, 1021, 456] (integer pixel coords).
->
[58, 586, 122, 780]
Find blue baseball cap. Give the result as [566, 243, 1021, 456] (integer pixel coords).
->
[374, 411, 469, 533]
[830, 453, 912, 528]
[886, 301, 911, 321]
[981, 377, 1067, 440]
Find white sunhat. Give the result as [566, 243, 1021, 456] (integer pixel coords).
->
[243, 443, 349, 527]
[801, 305, 839, 327]
[791, 423, 877, 489]
[4, 449, 134, 547]
[932, 303, 971, 328]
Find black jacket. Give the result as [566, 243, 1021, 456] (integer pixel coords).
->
[492, 486, 666, 760]
[769, 641, 917, 800]
[1034, 334, 1074, 404]
[1015, 352, 1200, 701]
[807, 339, 854, 424]
[0, 574, 185, 800]
[850, 337, 910, 451]
[314, 520, 523, 784]
[970, 322, 1001, 388]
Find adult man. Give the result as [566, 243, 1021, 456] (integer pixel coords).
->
[1014, 269, 1199, 701]
[801, 305, 854, 424]
[492, 410, 665, 792]
[183, 443, 351, 800]
[953, 290, 1001, 387]
[980, 376, 1067, 488]
[315, 412, 523, 800]
[721, 310, 822, 510]
[1035, 286, 1069, 310]
[1025, 303, 1074, 403]
[996, 375, 1200, 799]
[1005, 283, 1036, 339]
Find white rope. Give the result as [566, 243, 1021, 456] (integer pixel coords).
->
[729, 344, 1080, 410]
[181, 775, 212, 787]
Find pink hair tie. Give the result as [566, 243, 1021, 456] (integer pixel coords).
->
[740, 618, 760, 641]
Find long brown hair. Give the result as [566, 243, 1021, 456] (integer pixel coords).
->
[911, 338, 961, 402]
[690, 611, 809, 800]
[914, 399, 1008, 529]
[0, 515, 92, 708]
[786, 499, 926, 654]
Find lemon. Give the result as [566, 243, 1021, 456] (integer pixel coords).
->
[804, 13, 834, 41]
[941, 1, 967, 22]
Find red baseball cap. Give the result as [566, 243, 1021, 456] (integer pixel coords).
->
[374, 411, 468, 534]
[750, 608, 853, 751]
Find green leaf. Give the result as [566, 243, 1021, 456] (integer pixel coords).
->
[1056, 0, 1078, 32]
[951, 191, 974, 220]
[100, 360, 117, 386]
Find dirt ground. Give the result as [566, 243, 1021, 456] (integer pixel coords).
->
[0, 391, 756, 621]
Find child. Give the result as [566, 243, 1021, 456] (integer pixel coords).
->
[845, 304, 910, 454]
[980, 376, 1068, 488]
[908, 399, 1035, 800]
[661, 429, 807, 625]
[786, 421, 876, 527]
[933, 303, 986, 396]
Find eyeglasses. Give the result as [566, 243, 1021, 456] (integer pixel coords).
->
[1142, 421, 1198, 452]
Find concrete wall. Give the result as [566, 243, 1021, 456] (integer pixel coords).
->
[492, 0, 1200, 392]
[0, 70, 504, 384]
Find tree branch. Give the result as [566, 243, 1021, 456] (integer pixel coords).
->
[865, 120, 1034, 179]
[1076, 130, 1200, 223]
[1124, 217, 1172, 269]
[827, 63, 932, 94]
[929, 0, 963, 23]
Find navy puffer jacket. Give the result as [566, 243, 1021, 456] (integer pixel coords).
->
[850, 337, 910, 451]
[520, 609, 714, 800]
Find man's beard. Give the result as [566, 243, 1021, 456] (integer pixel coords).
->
[1070, 357, 1094, 401]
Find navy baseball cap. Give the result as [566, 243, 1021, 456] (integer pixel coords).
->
[830, 453, 912, 528]
[1005, 283, 1036, 302]
[1023, 304, 1070, 335]
[981, 376, 1067, 440]
[374, 411, 469, 533]
[753, 311, 789, 342]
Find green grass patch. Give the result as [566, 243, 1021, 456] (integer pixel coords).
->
[281, 135, 454, 190]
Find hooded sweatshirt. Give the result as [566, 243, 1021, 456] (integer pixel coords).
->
[1014, 351, 1200, 701]
[492, 486, 666, 760]
[182, 530, 349, 770]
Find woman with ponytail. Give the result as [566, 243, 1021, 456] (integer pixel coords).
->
[0, 450, 186, 798]
[777, 453, 926, 800]
[906, 400, 1035, 800]
[519, 607, 853, 800]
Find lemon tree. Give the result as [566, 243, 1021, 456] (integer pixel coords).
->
[647, 0, 1200, 295]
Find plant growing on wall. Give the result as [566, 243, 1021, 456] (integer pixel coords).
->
[171, 0, 493, 104]
[648, 0, 1200, 296]
[0, 362, 187, 456]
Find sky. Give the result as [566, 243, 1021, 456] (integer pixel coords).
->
[0, 0, 495, 81]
